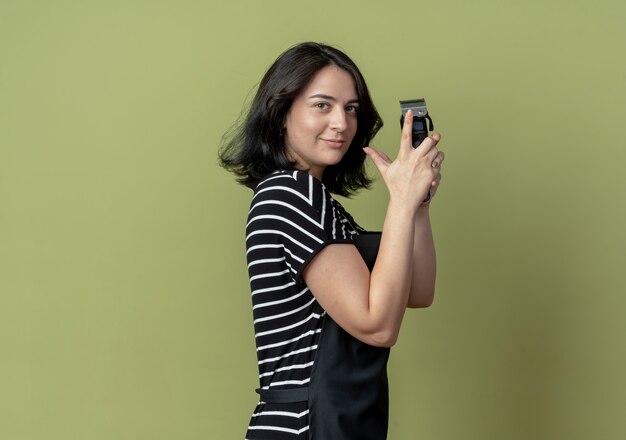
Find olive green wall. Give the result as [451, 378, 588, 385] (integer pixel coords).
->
[1, 1, 624, 438]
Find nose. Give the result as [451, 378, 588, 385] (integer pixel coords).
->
[329, 107, 347, 132]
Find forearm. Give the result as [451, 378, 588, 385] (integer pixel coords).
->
[367, 198, 418, 341]
[408, 205, 437, 307]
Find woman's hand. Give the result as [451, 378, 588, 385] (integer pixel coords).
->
[422, 148, 445, 206]
[363, 109, 444, 208]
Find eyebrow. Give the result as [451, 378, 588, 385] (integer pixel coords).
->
[308, 94, 359, 104]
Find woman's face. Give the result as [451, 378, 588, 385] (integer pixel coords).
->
[283, 65, 359, 180]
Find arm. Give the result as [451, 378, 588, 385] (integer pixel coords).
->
[408, 147, 444, 308]
[304, 198, 418, 347]
[303, 109, 442, 347]
[407, 205, 436, 308]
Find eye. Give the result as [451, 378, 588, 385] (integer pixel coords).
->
[314, 102, 330, 110]
[346, 105, 359, 114]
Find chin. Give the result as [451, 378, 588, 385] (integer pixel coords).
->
[328, 151, 349, 164]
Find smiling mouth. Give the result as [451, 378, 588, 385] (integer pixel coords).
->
[322, 139, 345, 147]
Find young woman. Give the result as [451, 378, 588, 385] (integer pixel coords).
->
[219, 42, 444, 440]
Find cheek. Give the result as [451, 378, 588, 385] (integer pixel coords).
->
[299, 114, 322, 133]
[286, 112, 317, 138]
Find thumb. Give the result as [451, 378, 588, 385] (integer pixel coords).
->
[363, 147, 389, 174]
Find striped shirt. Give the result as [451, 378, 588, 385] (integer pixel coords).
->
[244, 170, 361, 439]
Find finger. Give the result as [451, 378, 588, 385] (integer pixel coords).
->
[431, 151, 445, 169]
[400, 109, 415, 153]
[437, 150, 445, 164]
[415, 132, 442, 156]
[424, 146, 440, 166]
[363, 146, 391, 164]
[414, 135, 437, 156]
[363, 147, 390, 174]
[377, 150, 391, 162]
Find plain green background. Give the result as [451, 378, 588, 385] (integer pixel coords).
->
[1, 0, 625, 438]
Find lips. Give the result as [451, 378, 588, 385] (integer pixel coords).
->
[322, 138, 345, 148]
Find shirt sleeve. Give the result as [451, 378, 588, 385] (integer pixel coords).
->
[246, 171, 353, 283]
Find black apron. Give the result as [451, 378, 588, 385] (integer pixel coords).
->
[257, 232, 389, 439]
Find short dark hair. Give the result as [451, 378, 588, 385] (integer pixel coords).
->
[218, 42, 383, 197]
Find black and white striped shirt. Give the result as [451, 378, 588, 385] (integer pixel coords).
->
[244, 170, 361, 439]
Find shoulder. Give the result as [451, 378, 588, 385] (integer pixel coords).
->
[247, 170, 336, 234]
[255, 170, 322, 192]
[252, 170, 328, 208]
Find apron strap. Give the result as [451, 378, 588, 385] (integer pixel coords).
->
[256, 387, 309, 403]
